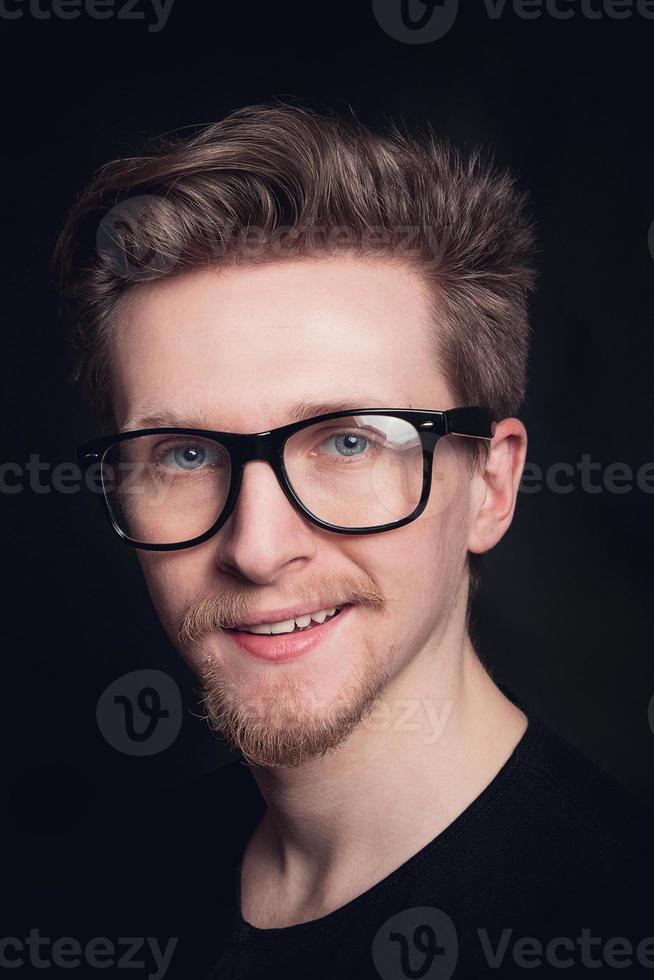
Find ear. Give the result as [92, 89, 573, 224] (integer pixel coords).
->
[467, 418, 528, 555]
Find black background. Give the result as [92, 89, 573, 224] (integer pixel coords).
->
[2, 0, 653, 945]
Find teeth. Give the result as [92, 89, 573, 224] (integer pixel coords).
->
[239, 606, 341, 635]
[270, 619, 296, 635]
[246, 623, 274, 635]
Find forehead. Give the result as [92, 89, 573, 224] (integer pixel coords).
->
[111, 256, 453, 431]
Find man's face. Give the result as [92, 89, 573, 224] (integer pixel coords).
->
[111, 256, 478, 768]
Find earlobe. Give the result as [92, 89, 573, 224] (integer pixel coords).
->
[466, 418, 528, 557]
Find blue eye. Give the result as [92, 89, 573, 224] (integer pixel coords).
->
[174, 446, 206, 469]
[160, 445, 209, 471]
[328, 434, 370, 457]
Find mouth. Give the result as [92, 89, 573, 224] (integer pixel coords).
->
[224, 604, 353, 663]
[225, 605, 348, 635]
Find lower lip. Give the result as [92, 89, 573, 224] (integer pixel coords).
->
[225, 605, 354, 663]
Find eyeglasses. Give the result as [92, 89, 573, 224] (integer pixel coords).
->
[77, 406, 495, 551]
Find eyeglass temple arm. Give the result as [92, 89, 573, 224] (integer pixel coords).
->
[444, 407, 496, 440]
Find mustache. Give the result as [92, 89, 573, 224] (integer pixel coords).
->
[177, 574, 387, 648]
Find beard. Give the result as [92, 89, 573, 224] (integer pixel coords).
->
[194, 640, 392, 769]
[177, 573, 391, 768]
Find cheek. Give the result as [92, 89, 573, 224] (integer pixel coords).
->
[365, 459, 470, 624]
[137, 552, 200, 646]
[427, 437, 471, 524]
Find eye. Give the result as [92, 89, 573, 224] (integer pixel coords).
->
[157, 443, 213, 471]
[172, 446, 206, 469]
[324, 432, 372, 457]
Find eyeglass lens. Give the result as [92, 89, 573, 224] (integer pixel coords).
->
[100, 414, 425, 545]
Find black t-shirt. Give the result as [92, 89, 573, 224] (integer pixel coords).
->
[204, 705, 654, 979]
[19, 691, 653, 979]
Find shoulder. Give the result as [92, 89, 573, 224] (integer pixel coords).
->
[519, 714, 654, 844]
[507, 712, 654, 926]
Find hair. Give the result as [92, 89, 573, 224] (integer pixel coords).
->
[52, 99, 537, 625]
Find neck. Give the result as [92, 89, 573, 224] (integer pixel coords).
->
[240, 612, 528, 927]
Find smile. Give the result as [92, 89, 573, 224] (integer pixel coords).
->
[228, 605, 344, 635]
[225, 604, 353, 664]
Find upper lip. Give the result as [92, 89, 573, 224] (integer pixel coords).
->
[230, 601, 349, 630]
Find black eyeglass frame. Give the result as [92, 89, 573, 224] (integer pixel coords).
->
[77, 406, 496, 551]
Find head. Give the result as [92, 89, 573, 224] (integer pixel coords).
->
[54, 102, 536, 769]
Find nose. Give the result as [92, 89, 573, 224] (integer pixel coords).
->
[214, 460, 317, 583]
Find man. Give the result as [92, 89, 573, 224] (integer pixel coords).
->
[54, 103, 653, 978]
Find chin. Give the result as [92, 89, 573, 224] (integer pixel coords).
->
[195, 637, 393, 766]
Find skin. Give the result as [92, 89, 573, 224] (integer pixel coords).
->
[111, 255, 529, 928]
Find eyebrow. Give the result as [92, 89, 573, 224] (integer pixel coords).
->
[122, 396, 410, 432]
